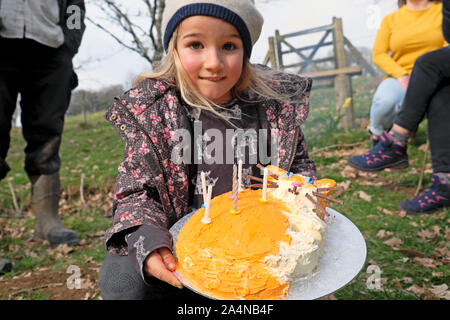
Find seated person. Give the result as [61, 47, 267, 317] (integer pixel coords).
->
[368, 0, 446, 146]
[347, 0, 450, 215]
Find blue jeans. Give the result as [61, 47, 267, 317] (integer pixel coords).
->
[369, 77, 406, 137]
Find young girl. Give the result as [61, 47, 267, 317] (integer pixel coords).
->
[99, 0, 315, 300]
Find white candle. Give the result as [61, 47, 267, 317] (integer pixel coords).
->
[202, 185, 213, 224]
[262, 168, 268, 201]
[238, 159, 243, 192]
[201, 171, 207, 205]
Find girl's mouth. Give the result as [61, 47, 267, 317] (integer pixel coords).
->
[200, 76, 226, 82]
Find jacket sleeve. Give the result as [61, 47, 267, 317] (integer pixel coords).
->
[444, 0, 450, 43]
[104, 99, 173, 258]
[60, 0, 86, 56]
[125, 225, 172, 285]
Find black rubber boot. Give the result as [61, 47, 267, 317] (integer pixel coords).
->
[29, 172, 79, 247]
[0, 258, 12, 275]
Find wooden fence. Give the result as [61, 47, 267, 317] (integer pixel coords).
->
[263, 17, 379, 131]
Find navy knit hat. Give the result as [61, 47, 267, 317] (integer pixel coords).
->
[162, 0, 264, 57]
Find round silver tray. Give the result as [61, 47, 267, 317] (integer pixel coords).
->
[169, 207, 367, 300]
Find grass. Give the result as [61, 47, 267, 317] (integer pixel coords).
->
[0, 76, 448, 300]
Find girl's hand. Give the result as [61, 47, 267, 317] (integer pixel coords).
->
[397, 74, 410, 91]
[144, 247, 183, 289]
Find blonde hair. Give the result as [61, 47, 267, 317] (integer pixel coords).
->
[397, 0, 440, 8]
[134, 28, 288, 124]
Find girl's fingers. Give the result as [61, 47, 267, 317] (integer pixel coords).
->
[158, 247, 176, 271]
[145, 250, 183, 289]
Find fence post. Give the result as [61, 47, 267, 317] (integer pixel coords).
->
[275, 30, 284, 70]
[332, 17, 354, 131]
[267, 36, 277, 68]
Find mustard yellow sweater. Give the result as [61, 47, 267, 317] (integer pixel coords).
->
[373, 2, 447, 78]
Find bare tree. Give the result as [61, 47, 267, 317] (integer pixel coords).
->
[86, 0, 283, 66]
[87, 0, 165, 65]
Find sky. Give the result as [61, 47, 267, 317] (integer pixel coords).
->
[74, 0, 398, 91]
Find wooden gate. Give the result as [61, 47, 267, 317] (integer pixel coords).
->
[263, 17, 378, 131]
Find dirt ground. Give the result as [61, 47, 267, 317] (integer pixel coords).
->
[0, 262, 102, 300]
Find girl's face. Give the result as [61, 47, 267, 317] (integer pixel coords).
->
[176, 15, 245, 104]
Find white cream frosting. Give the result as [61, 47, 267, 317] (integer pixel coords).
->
[264, 178, 327, 283]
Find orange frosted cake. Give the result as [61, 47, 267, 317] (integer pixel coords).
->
[175, 166, 337, 300]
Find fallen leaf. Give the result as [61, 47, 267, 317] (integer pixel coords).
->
[397, 210, 407, 218]
[407, 284, 425, 296]
[376, 230, 394, 239]
[47, 244, 74, 257]
[413, 257, 439, 268]
[401, 277, 413, 284]
[392, 278, 403, 291]
[399, 248, 427, 258]
[431, 225, 441, 236]
[338, 180, 351, 190]
[432, 247, 450, 264]
[429, 284, 450, 300]
[432, 272, 444, 277]
[383, 237, 402, 248]
[341, 166, 358, 179]
[418, 229, 435, 240]
[81, 278, 96, 290]
[359, 191, 372, 202]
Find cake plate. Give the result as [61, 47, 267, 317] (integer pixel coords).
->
[169, 207, 367, 300]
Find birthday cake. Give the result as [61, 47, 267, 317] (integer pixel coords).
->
[175, 165, 339, 300]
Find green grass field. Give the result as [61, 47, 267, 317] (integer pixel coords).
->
[0, 77, 448, 300]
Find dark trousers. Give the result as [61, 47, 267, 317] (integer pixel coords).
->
[394, 46, 450, 173]
[0, 38, 77, 180]
[99, 253, 208, 300]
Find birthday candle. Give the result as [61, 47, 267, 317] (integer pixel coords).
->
[238, 159, 243, 192]
[232, 164, 238, 210]
[202, 184, 213, 224]
[262, 167, 268, 201]
[201, 171, 207, 205]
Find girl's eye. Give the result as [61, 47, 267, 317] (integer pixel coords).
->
[223, 43, 236, 51]
[189, 42, 203, 50]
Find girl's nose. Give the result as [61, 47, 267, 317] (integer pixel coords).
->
[204, 48, 223, 71]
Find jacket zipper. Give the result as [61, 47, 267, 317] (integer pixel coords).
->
[287, 126, 300, 172]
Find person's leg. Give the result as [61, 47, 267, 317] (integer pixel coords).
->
[394, 47, 450, 134]
[427, 79, 450, 175]
[369, 78, 406, 139]
[19, 40, 78, 246]
[347, 79, 409, 172]
[398, 80, 450, 215]
[0, 38, 24, 273]
[20, 41, 74, 177]
[0, 38, 21, 180]
[347, 48, 450, 173]
[99, 252, 208, 300]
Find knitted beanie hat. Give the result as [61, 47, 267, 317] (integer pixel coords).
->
[162, 0, 264, 57]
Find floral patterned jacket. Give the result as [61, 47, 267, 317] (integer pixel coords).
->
[104, 66, 316, 256]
